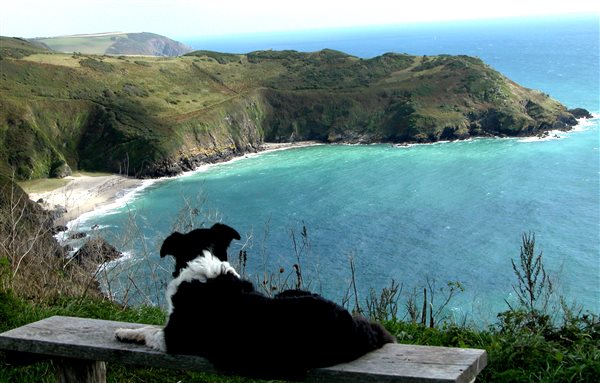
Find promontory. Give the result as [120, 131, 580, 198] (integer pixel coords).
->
[0, 36, 588, 180]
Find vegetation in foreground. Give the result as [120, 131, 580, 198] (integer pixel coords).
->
[0, 178, 598, 382]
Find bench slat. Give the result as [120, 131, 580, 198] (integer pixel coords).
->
[0, 316, 487, 382]
[309, 344, 486, 383]
[0, 316, 219, 373]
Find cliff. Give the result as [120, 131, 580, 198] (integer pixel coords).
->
[0, 38, 586, 179]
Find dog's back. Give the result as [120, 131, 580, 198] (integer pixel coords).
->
[164, 264, 395, 378]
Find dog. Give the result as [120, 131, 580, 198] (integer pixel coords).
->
[159, 222, 241, 277]
[116, 223, 395, 378]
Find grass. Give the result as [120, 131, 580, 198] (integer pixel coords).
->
[21, 53, 84, 68]
[1, 275, 598, 382]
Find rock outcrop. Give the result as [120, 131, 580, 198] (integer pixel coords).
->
[72, 237, 123, 270]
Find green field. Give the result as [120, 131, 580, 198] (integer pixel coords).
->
[33, 34, 125, 54]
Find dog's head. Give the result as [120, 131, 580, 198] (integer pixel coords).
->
[160, 223, 241, 277]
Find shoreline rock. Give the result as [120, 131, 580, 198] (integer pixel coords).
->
[140, 108, 590, 177]
[72, 237, 123, 270]
[568, 108, 593, 119]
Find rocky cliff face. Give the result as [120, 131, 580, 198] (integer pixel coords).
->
[141, 95, 266, 177]
[105, 33, 192, 56]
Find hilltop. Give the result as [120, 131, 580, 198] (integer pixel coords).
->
[0, 37, 585, 179]
[28, 32, 192, 56]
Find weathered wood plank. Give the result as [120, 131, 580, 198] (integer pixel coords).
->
[0, 316, 220, 373]
[0, 316, 487, 383]
[307, 343, 487, 383]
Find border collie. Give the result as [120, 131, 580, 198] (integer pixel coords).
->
[116, 223, 395, 378]
[159, 223, 241, 277]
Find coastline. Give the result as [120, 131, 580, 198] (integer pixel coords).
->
[28, 175, 147, 227]
[27, 115, 595, 229]
[28, 141, 321, 228]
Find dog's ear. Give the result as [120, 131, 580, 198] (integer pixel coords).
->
[209, 224, 241, 262]
[210, 223, 241, 244]
[160, 231, 184, 258]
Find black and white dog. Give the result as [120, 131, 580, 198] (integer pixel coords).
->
[116, 223, 395, 378]
[159, 223, 241, 277]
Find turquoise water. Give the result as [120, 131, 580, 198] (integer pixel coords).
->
[75, 15, 599, 324]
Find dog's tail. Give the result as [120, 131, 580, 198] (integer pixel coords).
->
[368, 320, 397, 345]
[353, 316, 397, 352]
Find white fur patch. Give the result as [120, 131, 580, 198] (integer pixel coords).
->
[115, 251, 239, 351]
[165, 250, 240, 315]
[115, 325, 166, 352]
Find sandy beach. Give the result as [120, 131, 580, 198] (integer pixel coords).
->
[28, 175, 147, 226]
[28, 141, 321, 227]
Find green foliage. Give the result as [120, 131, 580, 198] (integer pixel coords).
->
[381, 299, 600, 382]
[0, 37, 49, 59]
[0, 44, 574, 179]
[486, 309, 600, 382]
[510, 232, 553, 314]
[79, 57, 115, 72]
[186, 50, 243, 64]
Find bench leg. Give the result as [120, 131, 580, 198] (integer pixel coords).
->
[54, 357, 106, 383]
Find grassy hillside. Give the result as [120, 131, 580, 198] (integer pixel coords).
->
[29, 32, 192, 56]
[0, 37, 580, 180]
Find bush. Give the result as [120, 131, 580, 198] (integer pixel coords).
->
[378, 232, 600, 382]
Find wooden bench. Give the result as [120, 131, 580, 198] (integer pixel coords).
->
[0, 316, 487, 382]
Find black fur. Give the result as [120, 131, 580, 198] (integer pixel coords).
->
[160, 223, 240, 277]
[161, 224, 395, 379]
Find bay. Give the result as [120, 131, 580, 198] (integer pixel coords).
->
[74, 15, 599, 325]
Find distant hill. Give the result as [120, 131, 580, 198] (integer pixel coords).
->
[29, 32, 192, 57]
[0, 37, 51, 58]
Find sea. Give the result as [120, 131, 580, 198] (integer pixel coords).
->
[70, 14, 599, 326]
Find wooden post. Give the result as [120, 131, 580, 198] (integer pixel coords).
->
[54, 357, 106, 383]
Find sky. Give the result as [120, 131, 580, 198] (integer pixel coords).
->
[1, 0, 598, 39]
